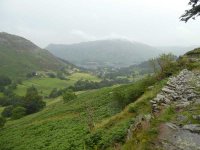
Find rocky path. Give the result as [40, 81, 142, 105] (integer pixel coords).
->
[150, 69, 200, 150]
[151, 69, 198, 113]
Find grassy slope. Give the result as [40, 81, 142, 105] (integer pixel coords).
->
[14, 72, 100, 96]
[0, 86, 117, 150]
[121, 50, 200, 150]
[0, 77, 165, 150]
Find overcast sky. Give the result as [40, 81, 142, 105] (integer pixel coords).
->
[0, 0, 200, 48]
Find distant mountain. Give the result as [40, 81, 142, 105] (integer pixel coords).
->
[0, 32, 73, 78]
[46, 39, 160, 68]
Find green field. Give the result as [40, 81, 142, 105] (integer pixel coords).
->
[68, 72, 100, 82]
[14, 72, 101, 96]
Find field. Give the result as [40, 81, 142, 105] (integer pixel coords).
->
[68, 72, 100, 82]
[14, 72, 100, 96]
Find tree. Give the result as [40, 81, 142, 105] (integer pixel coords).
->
[11, 106, 26, 119]
[63, 89, 77, 103]
[181, 0, 200, 22]
[1, 105, 13, 118]
[0, 116, 6, 128]
[149, 58, 157, 74]
[157, 53, 175, 72]
[24, 86, 46, 114]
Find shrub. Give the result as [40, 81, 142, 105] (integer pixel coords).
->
[113, 76, 157, 110]
[128, 106, 137, 113]
[24, 86, 46, 114]
[63, 90, 77, 103]
[49, 88, 62, 98]
[0, 116, 6, 128]
[112, 90, 128, 109]
[11, 106, 26, 120]
[1, 105, 13, 118]
[0, 76, 11, 86]
[85, 131, 102, 149]
[47, 72, 56, 78]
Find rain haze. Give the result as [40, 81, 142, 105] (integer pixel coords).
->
[0, 0, 200, 47]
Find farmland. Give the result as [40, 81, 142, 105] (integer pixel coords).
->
[14, 72, 100, 96]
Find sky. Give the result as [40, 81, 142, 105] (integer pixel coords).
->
[0, 0, 200, 48]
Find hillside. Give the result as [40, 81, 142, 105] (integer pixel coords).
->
[46, 39, 160, 68]
[0, 47, 200, 149]
[185, 47, 200, 58]
[0, 32, 73, 78]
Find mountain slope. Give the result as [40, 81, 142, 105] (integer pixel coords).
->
[0, 32, 73, 78]
[47, 39, 160, 68]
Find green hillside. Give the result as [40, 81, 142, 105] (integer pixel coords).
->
[185, 47, 200, 57]
[0, 77, 163, 150]
[0, 32, 73, 78]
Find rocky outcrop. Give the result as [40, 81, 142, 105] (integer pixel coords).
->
[151, 69, 198, 113]
[159, 123, 200, 150]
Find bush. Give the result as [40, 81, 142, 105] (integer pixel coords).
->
[63, 90, 77, 103]
[11, 106, 26, 120]
[0, 95, 24, 107]
[112, 90, 128, 109]
[1, 106, 13, 118]
[49, 88, 62, 98]
[113, 76, 157, 109]
[24, 86, 46, 114]
[85, 131, 102, 149]
[0, 76, 11, 86]
[47, 72, 56, 78]
[0, 116, 6, 128]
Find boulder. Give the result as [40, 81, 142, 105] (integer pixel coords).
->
[162, 88, 175, 94]
[183, 124, 200, 134]
[192, 115, 200, 121]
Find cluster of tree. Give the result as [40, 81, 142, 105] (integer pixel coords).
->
[72, 78, 129, 91]
[49, 87, 77, 103]
[0, 75, 18, 99]
[1, 86, 46, 124]
[149, 53, 178, 80]
[26, 71, 37, 78]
